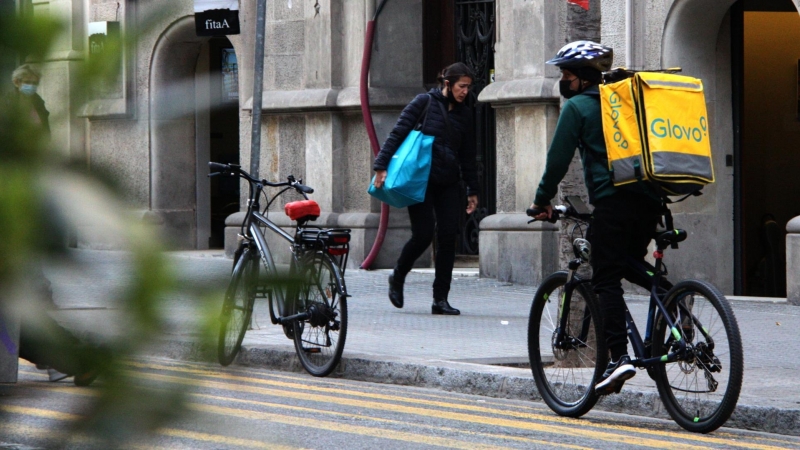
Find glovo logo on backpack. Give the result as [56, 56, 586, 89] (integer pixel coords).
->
[600, 71, 715, 196]
[600, 79, 643, 186]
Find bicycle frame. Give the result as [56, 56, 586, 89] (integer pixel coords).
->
[212, 161, 352, 377]
[239, 175, 348, 323]
[546, 210, 707, 373]
[626, 257, 686, 368]
[528, 198, 741, 432]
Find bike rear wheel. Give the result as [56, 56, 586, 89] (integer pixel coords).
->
[293, 253, 347, 377]
[652, 279, 743, 433]
[218, 246, 258, 366]
[528, 271, 607, 417]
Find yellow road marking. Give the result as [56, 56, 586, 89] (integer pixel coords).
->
[189, 403, 515, 450]
[1, 404, 83, 421]
[19, 360, 800, 449]
[128, 360, 584, 418]
[136, 358, 558, 420]
[132, 371, 704, 449]
[0, 404, 296, 449]
[159, 428, 301, 450]
[127, 360, 786, 450]
[188, 391, 593, 450]
[24, 384, 590, 450]
[0, 414, 157, 449]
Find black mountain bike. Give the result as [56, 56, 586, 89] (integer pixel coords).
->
[209, 162, 350, 377]
[526, 196, 743, 433]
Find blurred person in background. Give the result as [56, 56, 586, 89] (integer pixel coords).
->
[9, 64, 50, 139]
[4, 64, 111, 385]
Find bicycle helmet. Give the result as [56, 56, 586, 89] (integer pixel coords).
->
[546, 41, 613, 72]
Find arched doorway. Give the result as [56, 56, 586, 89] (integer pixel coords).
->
[149, 17, 240, 249]
[663, 0, 800, 296]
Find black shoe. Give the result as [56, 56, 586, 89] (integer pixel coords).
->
[431, 298, 460, 315]
[595, 355, 636, 395]
[388, 274, 404, 309]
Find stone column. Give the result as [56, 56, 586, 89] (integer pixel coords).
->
[230, 0, 426, 269]
[34, 0, 87, 160]
[477, 0, 592, 285]
[342, 0, 426, 269]
[787, 216, 800, 305]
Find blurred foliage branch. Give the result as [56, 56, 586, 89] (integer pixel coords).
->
[0, 10, 228, 447]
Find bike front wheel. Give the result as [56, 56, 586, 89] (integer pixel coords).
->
[652, 279, 743, 433]
[218, 245, 258, 366]
[292, 253, 348, 377]
[528, 271, 607, 417]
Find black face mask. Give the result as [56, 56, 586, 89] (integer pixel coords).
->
[559, 79, 580, 99]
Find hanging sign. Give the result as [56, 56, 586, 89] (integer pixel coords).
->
[567, 0, 590, 10]
[195, 0, 240, 36]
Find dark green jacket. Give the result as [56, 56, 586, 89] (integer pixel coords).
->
[534, 85, 657, 206]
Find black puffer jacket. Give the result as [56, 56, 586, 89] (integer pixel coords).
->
[373, 88, 479, 196]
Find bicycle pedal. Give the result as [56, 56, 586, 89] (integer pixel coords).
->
[304, 347, 321, 354]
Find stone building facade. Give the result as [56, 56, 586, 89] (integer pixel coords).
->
[14, 0, 800, 300]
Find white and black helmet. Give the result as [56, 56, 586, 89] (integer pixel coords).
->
[546, 41, 613, 72]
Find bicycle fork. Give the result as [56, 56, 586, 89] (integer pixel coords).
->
[554, 259, 590, 350]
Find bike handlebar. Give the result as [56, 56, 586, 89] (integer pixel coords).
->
[208, 162, 314, 194]
[526, 205, 569, 224]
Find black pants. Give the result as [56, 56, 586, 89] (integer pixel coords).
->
[588, 190, 662, 360]
[18, 311, 93, 376]
[16, 274, 106, 376]
[395, 182, 461, 300]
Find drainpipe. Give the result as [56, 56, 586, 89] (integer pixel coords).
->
[250, 0, 267, 178]
[366, 0, 375, 23]
[625, 0, 633, 69]
[359, 0, 390, 269]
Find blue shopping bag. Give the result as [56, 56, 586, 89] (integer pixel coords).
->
[368, 95, 434, 208]
[368, 130, 434, 208]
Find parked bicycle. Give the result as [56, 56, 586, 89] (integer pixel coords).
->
[526, 196, 743, 433]
[209, 162, 350, 377]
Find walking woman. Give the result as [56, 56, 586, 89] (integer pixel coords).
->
[372, 62, 480, 315]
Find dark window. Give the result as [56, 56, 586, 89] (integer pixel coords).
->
[423, 1, 456, 88]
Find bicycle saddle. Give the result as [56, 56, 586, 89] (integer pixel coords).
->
[654, 229, 687, 248]
[285, 200, 320, 222]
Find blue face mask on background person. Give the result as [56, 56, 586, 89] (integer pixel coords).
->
[19, 84, 38, 96]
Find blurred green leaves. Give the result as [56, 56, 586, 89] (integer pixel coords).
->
[0, 8, 226, 448]
[0, 15, 62, 285]
[0, 14, 63, 64]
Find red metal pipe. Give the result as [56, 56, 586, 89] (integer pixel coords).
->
[359, 19, 390, 270]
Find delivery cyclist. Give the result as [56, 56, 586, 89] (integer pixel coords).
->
[530, 41, 663, 395]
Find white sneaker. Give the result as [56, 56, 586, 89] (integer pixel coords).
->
[595, 355, 636, 395]
[48, 368, 70, 382]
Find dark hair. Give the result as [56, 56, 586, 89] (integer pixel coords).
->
[571, 67, 603, 84]
[437, 62, 474, 88]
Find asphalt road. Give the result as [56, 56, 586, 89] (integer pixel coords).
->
[2, 358, 800, 449]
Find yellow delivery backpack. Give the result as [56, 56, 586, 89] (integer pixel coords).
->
[599, 70, 715, 197]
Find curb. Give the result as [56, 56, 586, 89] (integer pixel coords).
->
[154, 340, 800, 437]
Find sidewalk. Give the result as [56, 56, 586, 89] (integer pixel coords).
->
[45, 249, 800, 436]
